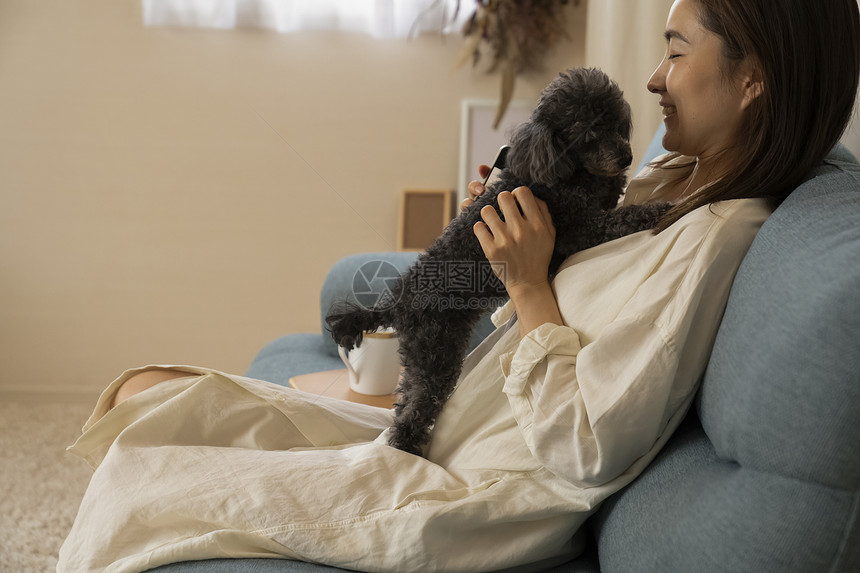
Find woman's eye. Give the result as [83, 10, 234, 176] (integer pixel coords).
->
[668, 54, 682, 60]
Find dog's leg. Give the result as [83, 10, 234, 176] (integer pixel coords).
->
[388, 368, 437, 456]
[595, 203, 672, 243]
[388, 313, 475, 456]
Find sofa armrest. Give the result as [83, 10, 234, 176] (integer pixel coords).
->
[318, 252, 420, 359]
[318, 252, 500, 359]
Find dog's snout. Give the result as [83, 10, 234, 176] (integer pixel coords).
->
[619, 151, 633, 168]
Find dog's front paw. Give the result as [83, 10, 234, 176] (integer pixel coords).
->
[325, 312, 362, 351]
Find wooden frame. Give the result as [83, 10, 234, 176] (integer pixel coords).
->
[457, 98, 533, 202]
[397, 188, 452, 251]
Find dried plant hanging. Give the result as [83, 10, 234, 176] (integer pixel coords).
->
[451, 0, 578, 129]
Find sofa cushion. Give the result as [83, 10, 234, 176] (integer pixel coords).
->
[245, 333, 346, 387]
[700, 156, 860, 490]
[151, 547, 602, 573]
[591, 149, 860, 572]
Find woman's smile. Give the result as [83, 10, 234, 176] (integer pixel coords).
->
[661, 102, 678, 119]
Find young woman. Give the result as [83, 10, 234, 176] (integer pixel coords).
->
[59, 1, 859, 571]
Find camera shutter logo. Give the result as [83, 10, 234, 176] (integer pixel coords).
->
[352, 261, 402, 311]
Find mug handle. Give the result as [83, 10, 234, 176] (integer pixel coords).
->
[338, 346, 356, 379]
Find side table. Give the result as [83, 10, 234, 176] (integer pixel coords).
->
[288, 369, 397, 409]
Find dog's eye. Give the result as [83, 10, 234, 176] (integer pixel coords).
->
[583, 130, 598, 144]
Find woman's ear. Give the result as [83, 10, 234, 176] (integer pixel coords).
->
[739, 58, 765, 110]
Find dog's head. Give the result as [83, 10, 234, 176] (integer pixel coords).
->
[506, 68, 633, 188]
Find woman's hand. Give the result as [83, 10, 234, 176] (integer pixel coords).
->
[473, 186, 563, 336]
[473, 186, 555, 295]
[460, 164, 491, 211]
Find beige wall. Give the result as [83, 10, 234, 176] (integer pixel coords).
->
[585, 0, 676, 172]
[0, 0, 588, 393]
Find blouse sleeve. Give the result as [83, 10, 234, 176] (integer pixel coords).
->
[499, 318, 679, 488]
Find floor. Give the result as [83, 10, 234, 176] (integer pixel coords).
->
[0, 396, 96, 571]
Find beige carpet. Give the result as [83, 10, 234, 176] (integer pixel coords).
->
[0, 396, 97, 572]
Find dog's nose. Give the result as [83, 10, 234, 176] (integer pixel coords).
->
[619, 151, 633, 168]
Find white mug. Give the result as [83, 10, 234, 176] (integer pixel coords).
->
[337, 328, 401, 396]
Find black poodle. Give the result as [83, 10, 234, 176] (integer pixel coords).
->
[327, 68, 671, 456]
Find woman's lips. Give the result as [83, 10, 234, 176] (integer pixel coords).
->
[662, 105, 677, 119]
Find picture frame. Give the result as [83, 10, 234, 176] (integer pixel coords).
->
[457, 99, 533, 202]
[398, 188, 453, 251]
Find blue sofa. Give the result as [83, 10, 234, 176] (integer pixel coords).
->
[154, 127, 859, 572]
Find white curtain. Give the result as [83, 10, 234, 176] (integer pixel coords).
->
[585, 0, 675, 170]
[141, 0, 472, 38]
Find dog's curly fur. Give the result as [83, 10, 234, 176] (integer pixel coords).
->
[327, 68, 671, 456]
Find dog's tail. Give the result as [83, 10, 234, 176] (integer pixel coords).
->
[325, 299, 384, 351]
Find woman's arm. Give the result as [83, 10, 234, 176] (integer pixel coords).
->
[497, 201, 769, 487]
[500, 318, 678, 487]
[473, 186, 562, 338]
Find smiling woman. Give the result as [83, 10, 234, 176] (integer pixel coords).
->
[646, 0, 765, 202]
[645, 0, 860, 231]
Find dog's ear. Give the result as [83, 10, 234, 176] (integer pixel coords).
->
[506, 122, 572, 186]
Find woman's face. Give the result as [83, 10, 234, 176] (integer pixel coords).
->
[647, 0, 755, 160]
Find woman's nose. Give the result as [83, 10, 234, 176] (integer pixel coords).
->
[647, 59, 666, 94]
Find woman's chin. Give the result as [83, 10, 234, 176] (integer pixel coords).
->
[661, 134, 680, 154]
[661, 113, 680, 150]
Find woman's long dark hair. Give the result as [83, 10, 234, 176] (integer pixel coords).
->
[654, 0, 860, 232]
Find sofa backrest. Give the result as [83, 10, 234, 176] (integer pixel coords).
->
[592, 143, 860, 572]
[693, 150, 859, 571]
[701, 151, 860, 492]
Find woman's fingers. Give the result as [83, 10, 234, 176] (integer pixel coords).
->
[479, 203, 504, 235]
[493, 191, 521, 231]
[512, 187, 555, 239]
[462, 164, 492, 211]
[535, 196, 556, 239]
[475, 189, 528, 239]
[469, 165, 491, 200]
[473, 219, 493, 246]
[509, 187, 545, 223]
[511, 187, 537, 217]
[467, 181, 484, 201]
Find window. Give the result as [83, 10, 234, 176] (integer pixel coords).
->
[141, 0, 473, 39]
